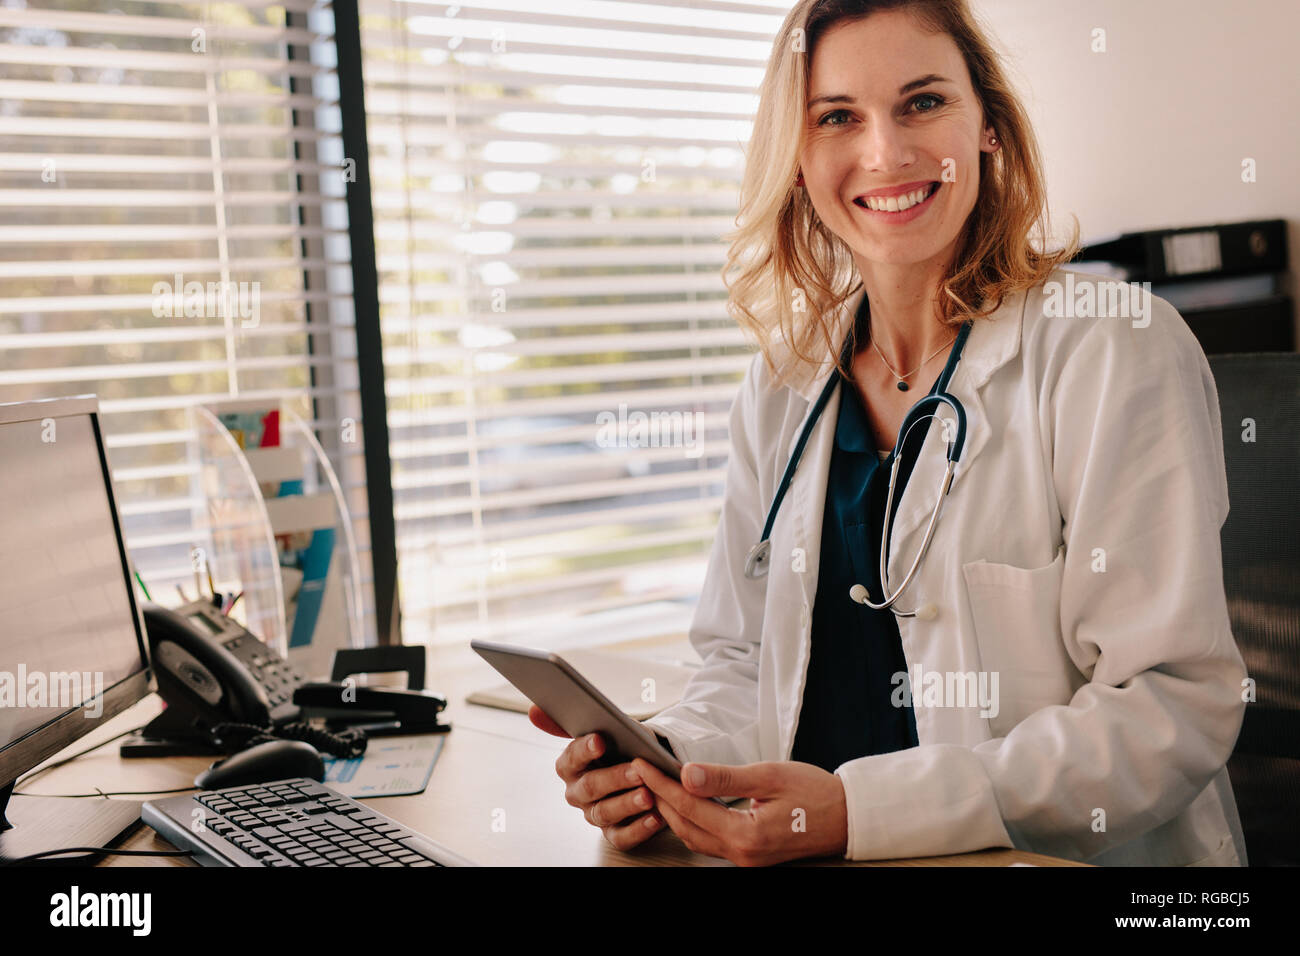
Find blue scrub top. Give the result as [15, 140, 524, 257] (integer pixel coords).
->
[790, 342, 941, 773]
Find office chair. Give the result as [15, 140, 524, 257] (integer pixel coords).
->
[1210, 352, 1300, 867]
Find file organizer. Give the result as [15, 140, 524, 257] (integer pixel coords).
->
[191, 401, 366, 675]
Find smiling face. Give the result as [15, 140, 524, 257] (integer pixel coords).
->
[800, 10, 997, 271]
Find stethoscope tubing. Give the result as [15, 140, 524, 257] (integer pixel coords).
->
[744, 315, 973, 619]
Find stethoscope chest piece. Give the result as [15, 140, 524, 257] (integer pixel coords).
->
[744, 539, 771, 579]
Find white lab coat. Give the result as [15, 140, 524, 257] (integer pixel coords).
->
[644, 269, 1249, 866]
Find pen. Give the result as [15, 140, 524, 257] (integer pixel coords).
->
[133, 570, 152, 602]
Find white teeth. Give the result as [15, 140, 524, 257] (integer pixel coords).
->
[862, 184, 935, 212]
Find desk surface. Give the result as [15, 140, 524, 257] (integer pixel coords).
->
[20, 635, 1084, 867]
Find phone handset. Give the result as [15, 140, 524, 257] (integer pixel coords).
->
[145, 603, 273, 727]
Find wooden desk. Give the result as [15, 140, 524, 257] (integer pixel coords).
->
[19, 637, 1084, 867]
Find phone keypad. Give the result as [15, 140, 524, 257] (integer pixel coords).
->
[221, 635, 307, 708]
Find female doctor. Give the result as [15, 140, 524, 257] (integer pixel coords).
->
[531, 0, 1249, 866]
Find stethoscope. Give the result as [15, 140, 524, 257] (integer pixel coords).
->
[743, 313, 972, 619]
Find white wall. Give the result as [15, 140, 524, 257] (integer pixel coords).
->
[973, 0, 1299, 342]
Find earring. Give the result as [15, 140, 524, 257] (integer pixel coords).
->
[989, 135, 998, 147]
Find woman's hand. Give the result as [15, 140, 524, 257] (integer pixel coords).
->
[528, 705, 666, 850]
[631, 757, 848, 866]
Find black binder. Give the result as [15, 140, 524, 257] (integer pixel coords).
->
[1073, 219, 1293, 354]
[1075, 219, 1286, 282]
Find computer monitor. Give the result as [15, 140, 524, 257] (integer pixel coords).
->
[0, 396, 153, 863]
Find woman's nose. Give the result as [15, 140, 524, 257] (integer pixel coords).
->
[854, 119, 915, 174]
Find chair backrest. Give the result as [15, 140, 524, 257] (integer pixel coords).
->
[1209, 352, 1300, 867]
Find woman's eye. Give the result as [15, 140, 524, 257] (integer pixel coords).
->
[912, 93, 945, 113]
[818, 109, 850, 127]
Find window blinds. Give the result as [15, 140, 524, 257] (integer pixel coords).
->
[0, 0, 376, 642]
[359, 0, 787, 646]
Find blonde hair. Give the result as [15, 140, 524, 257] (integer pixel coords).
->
[725, 0, 1080, 390]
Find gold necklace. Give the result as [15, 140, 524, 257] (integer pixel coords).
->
[870, 333, 957, 391]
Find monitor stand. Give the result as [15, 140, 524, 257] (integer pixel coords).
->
[0, 781, 143, 865]
[117, 698, 223, 758]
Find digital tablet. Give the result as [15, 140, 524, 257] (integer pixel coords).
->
[472, 639, 728, 805]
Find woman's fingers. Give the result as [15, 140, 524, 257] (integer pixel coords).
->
[602, 811, 665, 851]
[555, 732, 609, 783]
[528, 704, 570, 738]
[564, 760, 638, 808]
[583, 785, 655, 828]
[545, 733, 664, 852]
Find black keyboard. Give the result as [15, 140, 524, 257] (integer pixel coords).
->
[142, 778, 473, 867]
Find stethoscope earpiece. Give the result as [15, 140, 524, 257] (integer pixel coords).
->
[744, 539, 771, 579]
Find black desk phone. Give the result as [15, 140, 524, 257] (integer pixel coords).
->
[122, 598, 449, 758]
[122, 598, 310, 756]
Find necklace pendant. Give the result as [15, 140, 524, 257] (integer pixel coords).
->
[897, 381, 909, 391]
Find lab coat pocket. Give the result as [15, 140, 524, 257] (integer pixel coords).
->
[961, 546, 1077, 738]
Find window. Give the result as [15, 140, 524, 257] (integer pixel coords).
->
[359, 0, 787, 646]
[0, 0, 376, 642]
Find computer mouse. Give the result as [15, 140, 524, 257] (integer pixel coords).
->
[195, 739, 326, 790]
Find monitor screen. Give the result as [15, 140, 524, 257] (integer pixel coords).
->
[0, 410, 146, 752]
